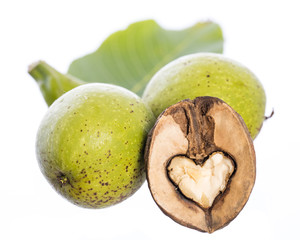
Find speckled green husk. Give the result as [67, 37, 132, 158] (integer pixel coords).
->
[142, 53, 266, 139]
[36, 83, 155, 208]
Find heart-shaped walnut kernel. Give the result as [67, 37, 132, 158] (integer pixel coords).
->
[168, 152, 234, 209]
[145, 96, 256, 233]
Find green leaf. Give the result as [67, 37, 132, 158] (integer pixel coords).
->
[68, 20, 223, 96]
[29, 20, 223, 106]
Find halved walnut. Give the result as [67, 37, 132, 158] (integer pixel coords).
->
[145, 97, 256, 233]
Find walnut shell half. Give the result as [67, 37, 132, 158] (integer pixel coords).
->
[145, 96, 256, 233]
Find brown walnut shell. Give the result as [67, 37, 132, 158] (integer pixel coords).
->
[145, 96, 256, 233]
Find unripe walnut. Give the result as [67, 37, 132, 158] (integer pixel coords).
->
[143, 53, 266, 139]
[36, 83, 155, 208]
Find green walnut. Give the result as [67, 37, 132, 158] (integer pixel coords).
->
[36, 83, 155, 208]
[142, 53, 266, 139]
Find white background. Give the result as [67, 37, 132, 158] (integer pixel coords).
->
[1, 0, 299, 239]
